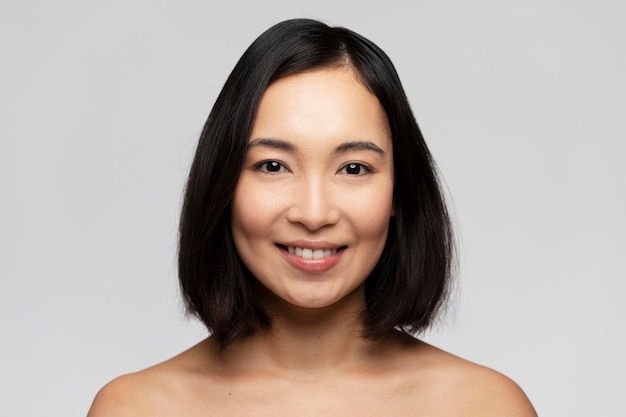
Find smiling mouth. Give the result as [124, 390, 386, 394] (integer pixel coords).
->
[277, 244, 346, 260]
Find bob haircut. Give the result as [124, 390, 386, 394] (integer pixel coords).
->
[179, 18, 454, 348]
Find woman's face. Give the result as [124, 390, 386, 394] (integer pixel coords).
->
[231, 68, 394, 311]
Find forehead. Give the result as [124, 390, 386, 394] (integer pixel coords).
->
[250, 68, 391, 147]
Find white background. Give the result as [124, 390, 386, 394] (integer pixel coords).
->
[1, 1, 624, 416]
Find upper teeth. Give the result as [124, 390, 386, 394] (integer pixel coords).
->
[287, 246, 338, 260]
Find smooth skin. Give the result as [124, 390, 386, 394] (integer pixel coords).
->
[87, 68, 537, 417]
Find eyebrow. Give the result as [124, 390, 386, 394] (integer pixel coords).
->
[248, 138, 297, 152]
[248, 138, 386, 154]
[333, 140, 385, 154]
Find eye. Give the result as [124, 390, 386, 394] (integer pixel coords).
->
[339, 162, 370, 176]
[256, 160, 288, 173]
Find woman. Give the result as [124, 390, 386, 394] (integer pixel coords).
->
[88, 19, 537, 416]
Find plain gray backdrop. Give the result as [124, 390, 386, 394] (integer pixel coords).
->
[1, 0, 625, 415]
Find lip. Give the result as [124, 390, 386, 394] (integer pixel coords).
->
[277, 240, 345, 272]
[280, 240, 343, 250]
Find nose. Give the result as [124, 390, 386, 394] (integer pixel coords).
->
[286, 176, 340, 231]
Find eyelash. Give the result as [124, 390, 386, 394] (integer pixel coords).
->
[338, 162, 371, 176]
[255, 160, 288, 174]
[253, 160, 372, 176]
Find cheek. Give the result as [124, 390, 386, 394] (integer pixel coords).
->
[231, 178, 284, 243]
[231, 181, 259, 241]
[345, 182, 394, 241]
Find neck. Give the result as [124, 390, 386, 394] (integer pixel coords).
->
[216, 286, 387, 373]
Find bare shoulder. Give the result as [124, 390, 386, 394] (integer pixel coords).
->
[87, 372, 153, 417]
[86, 340, 213, 417]
[393, 335, 537, 417]
[445, 358, 538, 417]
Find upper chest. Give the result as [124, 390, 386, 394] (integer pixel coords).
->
[155, 370, 461, 417]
